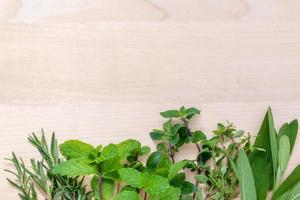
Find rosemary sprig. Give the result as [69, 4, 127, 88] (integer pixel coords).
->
[6, 131, 92, 200]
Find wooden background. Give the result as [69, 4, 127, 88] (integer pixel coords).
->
[1, 0, 300, 199]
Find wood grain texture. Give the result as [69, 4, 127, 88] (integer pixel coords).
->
[0, 1, 300, 199]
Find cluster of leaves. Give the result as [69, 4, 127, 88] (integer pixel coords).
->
[5, 131, 92, 200]
[5, 106, 300, 200]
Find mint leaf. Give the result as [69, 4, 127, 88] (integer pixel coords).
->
[148, 186, 181, 200]
[118, 139, 141, 159]
[92, 176, 115, 200]
[59, 140, 95, 159]
[167, 160, 188, 181]
[99, 144, 119, 162]
[53, 158, 97, 177]
[114, 190, 141, 200]
[143, 173, 169, 195]
[119, 168, 143, 188]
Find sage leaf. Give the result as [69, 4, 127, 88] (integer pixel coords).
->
[272, 165, 300, 199]
[253, 107, 278, 189]
[237, 149, 257, 200]
[250, 150, 269, 200]
[278, 135, 290, 173]
[287, 181, 300, 200]
[288, 119, 298, 152]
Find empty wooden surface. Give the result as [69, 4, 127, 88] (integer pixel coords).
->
[1, 1, 300, 199]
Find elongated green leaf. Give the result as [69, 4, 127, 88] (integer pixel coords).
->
[253, 108, 278, 189]
[250, 150, 269, 200]
[278, 135, 290, 173]
[160, 110, 179, 118]
[272, 165, 300, 199]
[278, 120, 298, 153]
[237, 150, 257, 200]
[287, 181, 300, 200]
[268, 108, 278, 185]
[289, 119, 298, 152]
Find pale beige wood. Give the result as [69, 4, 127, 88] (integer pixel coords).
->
[1, 0, 300, 22]
[1, 1, 300, 199]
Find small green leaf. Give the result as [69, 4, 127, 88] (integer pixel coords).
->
[168, 160, 188, 181]
[150, 132, 165, 140]
[170, 173, 185, 187]
[192, 131, 206, 143]
[278, 135, 290, 173]
[181, 181, 197, 194]
[146, 151, 161, 169]
[139, 146, 151, 155]
[232, 130, 244, 138]
[160, 110, 179, 118]
[237, 149, 257, 200]
[119, 168, 143, 188]
[114, 190, 141, 200]
[59, 140, 95, 159]
[53, 158, 97, 177]
[185, 107, 200, 119]
[195, 175, 208, 184]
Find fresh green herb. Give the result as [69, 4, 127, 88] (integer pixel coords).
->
[5, 107, 300, 200]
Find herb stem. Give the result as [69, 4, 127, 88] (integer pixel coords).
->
[144, 192, 148, 200]
[182, 118, 201, 152]
[168, 142, 175, 164]
[98, 170, 103, 200]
